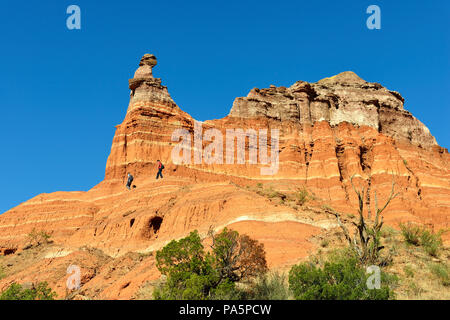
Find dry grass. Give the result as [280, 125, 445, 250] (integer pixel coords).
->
[134, 279, 163, 300]
[381, 229, 450, 299]
[307, 220, 449, 300]
[245, 183, 317, 210]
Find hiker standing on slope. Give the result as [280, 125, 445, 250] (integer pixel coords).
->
[156, 160, 164, 179]
[126, 173, 134, 190]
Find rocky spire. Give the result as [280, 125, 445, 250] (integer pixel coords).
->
[127, 54, 175, 113]
[129, 54, 159, 90]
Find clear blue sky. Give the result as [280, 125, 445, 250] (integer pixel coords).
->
[0, 0, 448, 213]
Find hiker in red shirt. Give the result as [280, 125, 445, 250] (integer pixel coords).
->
[156, 160, 164, 179]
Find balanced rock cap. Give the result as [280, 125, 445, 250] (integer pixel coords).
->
[133, 54, 157, 80]
[139, 54, 157, 67]
[128, 53, 175, 108]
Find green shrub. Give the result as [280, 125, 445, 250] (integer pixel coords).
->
[268, 191, 280, 199]
[0, 264, 5, 280]
[428, 263, 450, 286]
[154, 231, 217, 300]
[380, 225, 397, 238]
[288, 250, 396, 300]
[400, 223, 443, 256]
[0, 282, 57, 300]
[419, 230, 443, 257]
[27, 228, 52, 247]
[295, 189, 309, 206]
[154, 229, 267, 300]
[407, 282, 423, 296]
[400, 223, 421, 246]
[244, 272, 291, 300]
[210, 279, 242, 300]
[403, 265, 414, 278]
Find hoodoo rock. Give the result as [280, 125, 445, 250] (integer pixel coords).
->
[0, 54, 448, 299]
[127, 54, 177, 112]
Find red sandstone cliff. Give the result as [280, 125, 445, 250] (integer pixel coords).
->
[0, 54, 448, 299]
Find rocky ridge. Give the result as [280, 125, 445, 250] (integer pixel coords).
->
[229, 71, 437, 149]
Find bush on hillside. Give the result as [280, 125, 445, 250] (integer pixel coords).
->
[400, 223, 443, 257]
[0, 282, 57, 300]
[154, 228, 268, 300]
[243, 272, 291, 300]
[27, 228, 52, 247]
[428, 263, 450, 287]
[288, 250, 396, 300]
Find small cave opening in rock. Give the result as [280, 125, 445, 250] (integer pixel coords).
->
[142, 216, 163, 239]
[149, 217, 163, 233]
[130, 218, 135, 228]
[2, 248, 17, 256]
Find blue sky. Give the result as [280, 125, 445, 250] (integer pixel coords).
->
[0, 0, 449, 213]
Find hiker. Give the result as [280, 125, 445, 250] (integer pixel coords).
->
[126, 173, 134, 189]
[156, 160, 164, 179]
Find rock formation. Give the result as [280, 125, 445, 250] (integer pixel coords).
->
[0, 54, 448, 299]
[229, 71, 437, 149]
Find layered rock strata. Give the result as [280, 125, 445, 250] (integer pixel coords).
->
[0, 54, 448, 282]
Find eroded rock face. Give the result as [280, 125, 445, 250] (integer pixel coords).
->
[0, 55, 449, 299]
[229, 71, 437, 148]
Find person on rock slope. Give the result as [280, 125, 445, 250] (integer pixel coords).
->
[156, 160, 164, 179]
[126, 173, 134, 190]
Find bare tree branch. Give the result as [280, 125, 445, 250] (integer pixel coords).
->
[326, 174, 400, 265]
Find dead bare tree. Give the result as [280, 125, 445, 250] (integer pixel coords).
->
[207, 226, 268, 283]
[325, 175, 399, 266]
